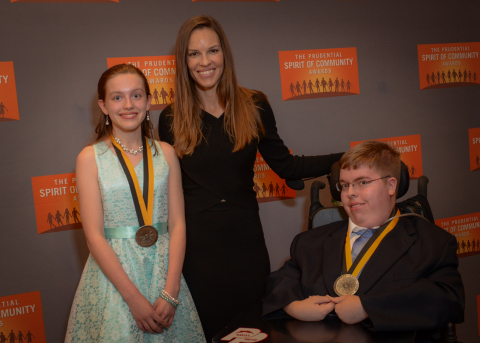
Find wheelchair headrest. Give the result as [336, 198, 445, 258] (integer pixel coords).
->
[329, 161, 410, 202]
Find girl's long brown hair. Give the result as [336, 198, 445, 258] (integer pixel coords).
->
[171, 15, 264, 157]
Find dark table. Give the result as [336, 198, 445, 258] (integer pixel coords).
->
[213, 302, 446, 343]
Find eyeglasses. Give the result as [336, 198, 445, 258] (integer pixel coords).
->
[336, 176, 391, 192]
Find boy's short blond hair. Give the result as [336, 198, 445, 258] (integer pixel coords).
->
[339, 140, 401, 190]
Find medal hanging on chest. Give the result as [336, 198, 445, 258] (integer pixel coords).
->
[334, 209, 400, 296]
[109, 135, 158, 247]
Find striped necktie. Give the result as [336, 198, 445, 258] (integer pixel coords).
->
[351, 228, 375, 262]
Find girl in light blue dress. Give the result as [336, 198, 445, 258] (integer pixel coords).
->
[65, 64, 205, 343]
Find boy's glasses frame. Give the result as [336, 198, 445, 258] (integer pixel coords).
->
[336, 176, 391, 192]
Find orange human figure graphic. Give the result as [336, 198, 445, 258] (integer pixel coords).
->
[152, 88, 160, 104]
[55, 210, 64, 226]
[47, 212, 56, 228]
[72, 207, 81, 223]
[346, 80, 352, 92]
[253, 182, 260, 197]
[328, 78, 333, 92]
[321, 78, 327, 92]
[281, 183, 287, 197]
[295, 81, 302, 95]
[308, 80, 314, 93]
[160, 87, 168, 104]
[289, 82, 296, 97]
[0, 102, 8, 118]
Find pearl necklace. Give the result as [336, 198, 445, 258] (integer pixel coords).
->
[114, 137, 143, 155]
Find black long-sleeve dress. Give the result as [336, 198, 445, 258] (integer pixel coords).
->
[158, 98, 342, 341]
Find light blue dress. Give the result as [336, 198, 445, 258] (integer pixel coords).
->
[65, 141, 206, 343]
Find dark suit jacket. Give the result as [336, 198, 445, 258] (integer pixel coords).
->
[263, 216, 465, 331]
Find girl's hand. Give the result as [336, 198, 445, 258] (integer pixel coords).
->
[127, 294, 167, 333]
[153, 296, 177, 329]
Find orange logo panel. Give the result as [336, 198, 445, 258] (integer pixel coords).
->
[0, 291, 46, 343]
[469, 127, 480, 172]
[107, 56, 176, 111]
[436, 212, 480, 259]
[0, 62, 19, 122]
[351, 135, 422, 180]
[254, 152, 295, 204]
[417, 42, 480, 90]
[279, 47, 359, 101]
[31, 173, 82, 234]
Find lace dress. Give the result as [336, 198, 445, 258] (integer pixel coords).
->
[65, 141, 206, 343]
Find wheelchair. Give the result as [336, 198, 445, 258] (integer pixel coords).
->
[289, 161, 460, 343]
[307, 161, 434, 230]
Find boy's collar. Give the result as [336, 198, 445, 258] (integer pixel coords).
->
[348, 205, 397, 230]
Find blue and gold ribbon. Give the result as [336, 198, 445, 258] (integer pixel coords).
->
[109, 135, 154, 227]
[343, 208, 400, 278]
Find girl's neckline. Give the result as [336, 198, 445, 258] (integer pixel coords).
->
[102, 141, 144, 169]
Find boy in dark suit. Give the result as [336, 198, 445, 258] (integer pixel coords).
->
[263, 140, 464, 331]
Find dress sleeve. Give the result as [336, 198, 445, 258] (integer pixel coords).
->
[257, 100, 343, 180]
[158, 106, 174, 145]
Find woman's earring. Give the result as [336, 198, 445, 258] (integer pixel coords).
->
[146, 111, 150, 121]
[105, 115, 110, 126]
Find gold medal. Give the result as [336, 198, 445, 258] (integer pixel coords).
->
[334, 274, 359, 296]
[135, 225, 158, 247]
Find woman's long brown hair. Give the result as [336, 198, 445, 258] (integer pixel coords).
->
[171, 15, 264, 158]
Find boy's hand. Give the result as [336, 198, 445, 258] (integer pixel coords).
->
[283, 295, 335, 321]
[330, 295, 368, 324]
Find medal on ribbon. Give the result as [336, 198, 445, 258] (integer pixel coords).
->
[334, 209, 400, 296]
[109, 135, 158, 247]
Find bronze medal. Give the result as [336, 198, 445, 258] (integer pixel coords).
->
[135, 225, 158, 247]
[334, 274, 359, 296]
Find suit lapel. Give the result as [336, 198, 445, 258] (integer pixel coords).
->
[357, 218, 417, 294]
[322, 222, 348, 295]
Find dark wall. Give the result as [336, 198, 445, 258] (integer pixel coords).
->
[0, 0, 478, 342]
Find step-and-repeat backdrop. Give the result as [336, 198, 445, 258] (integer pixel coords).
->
[0, 0, 479, 342]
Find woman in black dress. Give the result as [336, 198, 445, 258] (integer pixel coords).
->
[158, 15, 342, 341]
